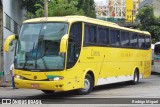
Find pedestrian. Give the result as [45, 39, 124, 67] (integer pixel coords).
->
[10, 63, 16, 89]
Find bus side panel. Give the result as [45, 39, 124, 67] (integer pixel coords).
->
[99, 48, 140, 78]
[142, 61, 151, 78]
[65, 66, 84, 90]
[141, 49, 152, 78]
[65, 62, 97, 90]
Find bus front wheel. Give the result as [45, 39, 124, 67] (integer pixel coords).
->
[77, 74, 94, 95]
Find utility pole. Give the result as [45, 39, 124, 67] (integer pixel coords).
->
[44, 0, 48, 17]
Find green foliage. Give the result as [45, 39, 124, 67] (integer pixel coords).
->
[35, 4, 44, 17]
[25, 4, 44, 19]
[22, 0, 44, 19]
[136, 6, 160, 43]
[137, 6, 155, 27]
[77, 0, 96, 18]
[22, 0, 96, 19]
[48, 0, 84, 16]
[22, 0, 43, 15]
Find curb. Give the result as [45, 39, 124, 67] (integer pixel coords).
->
[0, 84, 11, 87]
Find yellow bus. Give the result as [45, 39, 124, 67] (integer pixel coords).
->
[4, 16, 151, 95]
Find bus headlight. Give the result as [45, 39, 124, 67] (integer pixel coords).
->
[48, 76, 64, 81]
[14, 74, 24, 79]
[53, 77, 63, 81]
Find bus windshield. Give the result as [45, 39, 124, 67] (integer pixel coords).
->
[154, 43, 160, 61]
[15, 23, 68, 71]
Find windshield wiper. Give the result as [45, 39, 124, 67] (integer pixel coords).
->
[41, 57, 48, 70]
[35, 34, 48, 70]
[40, 37, 48, 70]
[22, 53, 28, 69]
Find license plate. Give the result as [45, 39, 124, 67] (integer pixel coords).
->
[31, 84, 39, 88]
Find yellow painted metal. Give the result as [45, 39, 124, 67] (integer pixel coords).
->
[4, 35, 15, 52]
[60, 34, 69, 53]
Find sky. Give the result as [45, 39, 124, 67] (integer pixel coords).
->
[94, 0, 144, 3]
[94, 0, 104, 2]
[94, 0, 105, 3]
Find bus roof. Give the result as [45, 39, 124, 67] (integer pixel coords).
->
[24, 16, 150, 35]
[155, 42, 160, 45]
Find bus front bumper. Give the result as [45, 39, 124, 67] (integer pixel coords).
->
[14, 78, 66, 91]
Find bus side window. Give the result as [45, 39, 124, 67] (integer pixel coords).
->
[146, 36, 151, 49]
[130, 33, 138, 48]
[120, 31, 130, 47]
[90, 25, 97, 45]
[97, 26, 108, 45]
[84, 23, 97, 45]
[67, 42, 75, 62]
[110, 29, 120, 46]
[138, 35, 145, 49]
[67, 22, 82, 69]
[154, 45, 160, 55]
[154, 44, 160, 61]
[84, 24, 90, 44]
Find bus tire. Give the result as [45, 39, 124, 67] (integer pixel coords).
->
[41, 90, 55, 94]
[77, 74, 94, 95]
[131, 69, 139, 85]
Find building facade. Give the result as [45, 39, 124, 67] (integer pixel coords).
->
[95, 0, 140, 22]
[0, 0, 25, 81]
[140, 0, 160, 17]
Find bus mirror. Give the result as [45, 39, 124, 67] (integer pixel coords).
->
[60, 34, 69, 53]
[4, 35, 17, 52]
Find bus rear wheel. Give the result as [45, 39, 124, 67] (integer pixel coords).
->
[131, 69, 139, 85]
[77, 74, 94, 95]
[41, 90, 55, 94]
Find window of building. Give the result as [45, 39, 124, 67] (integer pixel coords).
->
[14, 21, 18, 34]
[5, 14, 11, 30]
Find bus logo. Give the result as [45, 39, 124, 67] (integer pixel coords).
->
[34, 76, 37, 80]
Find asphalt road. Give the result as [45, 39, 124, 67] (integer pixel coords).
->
[0, 72, 160, 105]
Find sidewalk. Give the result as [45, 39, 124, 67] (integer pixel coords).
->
[0, 73, 12, 87]
[0, 81, 11, 87]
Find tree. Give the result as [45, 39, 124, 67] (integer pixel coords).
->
[77, 0, 96, 18]
[22, 0, 44, 18]
[22, 0, 96, 18]
[22, 0, 43, 14]
[136, 6, 160, 43]
[48, 0, 84, 16]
